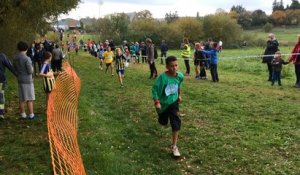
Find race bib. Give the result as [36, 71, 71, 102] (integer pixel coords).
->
[165, 84, 178, 96]
[107, 54, 113, 59]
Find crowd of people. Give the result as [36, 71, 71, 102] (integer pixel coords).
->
[0, 39, 64, 120]
[0, 32, 299, 158]
[262, 33, 300, 87]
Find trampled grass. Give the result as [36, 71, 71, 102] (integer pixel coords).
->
[0, 47, 299, 174]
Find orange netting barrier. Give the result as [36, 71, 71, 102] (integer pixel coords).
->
[47, 61, 86, 175]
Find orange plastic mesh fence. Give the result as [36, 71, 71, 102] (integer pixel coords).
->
[47, 61, 86, 175]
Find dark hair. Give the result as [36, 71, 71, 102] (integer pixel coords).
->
[17, 41, 28, 51]
[44, 51, 52, 60]
[212, 42, 218, 49]
[183, 38, 189, 44]
[166, 56, 177, 65]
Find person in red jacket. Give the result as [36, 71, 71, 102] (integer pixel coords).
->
[289, 34, 300, 88]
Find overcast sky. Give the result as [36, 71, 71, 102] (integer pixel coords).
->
[59, 0, 291, 19]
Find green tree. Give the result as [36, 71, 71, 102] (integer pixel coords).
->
[289, 0, 300, 9]
[128, 18, 159, 43]
[230, 5, 252, 29]
[173, 17, 204, 43]
[94, 13, 130, 43]
[237, 11, 252, 29]
[155, 22, 181, 48]
[273, 0, 285, 11]
[0, 0, 80, 56]
[251, 9, 268, 26]
[230, 5, 246, 14]
[203, 14, 242, 48]
[134, 10, 153, 20]
[165, 11, 179, 23]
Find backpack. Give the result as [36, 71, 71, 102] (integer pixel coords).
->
[154, 46, 158, 59]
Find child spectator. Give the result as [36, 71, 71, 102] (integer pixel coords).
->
[103, 46, 114, 76]
[13, 41, 36, 119]
[181, 38, 191, 76]
[194, 42, 207, 80]
[135, 42, 140, 63]
[202, 42, 219, 82]
[39, 52, 56, 104]
[271, 51, 289, 86]
[152, 56, 184, 157]
[115, 48, 127, 87]
[130, 42, 137, 64]
[140, 41, 147, 63]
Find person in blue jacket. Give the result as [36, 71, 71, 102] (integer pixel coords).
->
[202, 42, 219, 82]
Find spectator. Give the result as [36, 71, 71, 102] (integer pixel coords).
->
[52, 44, 64, 72]
[181, 38, 191, 76]
[262, 33, 279, 81]
[13, 41, 36, 119]
[33, 43, 45, 75]
[0, 53, 17, 119]
[146, 38, 158, 79]
[218, 40, 223, 52]
[26, 42, 36, 63]
[160, 40, 168, 64]
[271, 51, 289, 86]
[140, 42, 147, 63]
[288, 34, 300, 88]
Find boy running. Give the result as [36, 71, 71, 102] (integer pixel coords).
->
[103, 46, 114, 75]
[152, 56, 184, 157]
[115, 48, 127, 87]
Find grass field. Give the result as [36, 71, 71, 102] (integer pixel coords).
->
[244, 27, 300, 44]
[0, 46, 299, 174]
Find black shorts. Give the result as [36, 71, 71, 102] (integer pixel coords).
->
[158, 101, 181, 131]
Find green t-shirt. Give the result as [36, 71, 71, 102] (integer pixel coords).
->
[152, 72, 184, 113]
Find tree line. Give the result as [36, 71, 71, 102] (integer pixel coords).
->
[0, 0, 80, 57]
[1, 0, 300, 56]
[230, 0, 300, 28]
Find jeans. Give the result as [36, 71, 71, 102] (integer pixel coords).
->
[161, 52, 167, 64]
[148, 60, 157, 78]
[267, 62, 273, 81]
[272, 71, 281, 85]
[210, 64, 219, 82]
[295, 64, 300, 86]
[184, 59, 190, 74]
